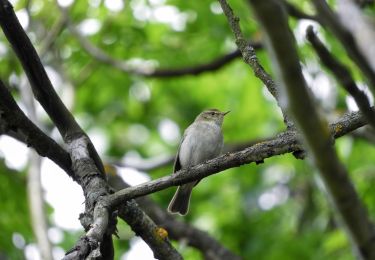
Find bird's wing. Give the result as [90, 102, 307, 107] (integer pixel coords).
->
[173, 129, 200, 187]
[173, 130, 187, 173]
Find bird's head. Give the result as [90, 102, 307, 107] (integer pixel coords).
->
[195, 109, 230, 126]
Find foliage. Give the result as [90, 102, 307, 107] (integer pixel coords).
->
[0, 160, 32, 259]
[0, 0, 374, 259]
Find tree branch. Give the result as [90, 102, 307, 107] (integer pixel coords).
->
[336, 0, 375, 77]
[57, 5, 261, 78]
[0, 59, 185, 260]
[107, 172, 241, 260]
[0, 0, 114, 254]
[306, 26, 375, 130]
[311, 0, 375, 93]
[56, 0, 323, 80]
[352, 126, 375, 145]
[0, 2, 183, 258]
[217, 0, 293, 128]
[0, 2, 111, 256]
[0, 80, 74, 178]
[0, 1, 106, 178]
[147, 49, 254, 78]
[0, 77, 111, 258]
[114, 137, 273, 172]
[247, 0, 375, 258]
[118, 200, 183, 260]
[353, 0, 374, 8]
[39, 14, 67, 58]
[0, 1, 84, 142]
[282, 0, 321, 22]
[106, 109, 369, 208]
[1, 73, 368, 258]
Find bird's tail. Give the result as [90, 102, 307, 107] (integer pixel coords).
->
[168, 184, 194, 216]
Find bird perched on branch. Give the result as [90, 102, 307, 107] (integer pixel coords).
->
[168, 109, 229, 215]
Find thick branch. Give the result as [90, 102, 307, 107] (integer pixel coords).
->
[62, 136, 115, 259]
[64, 189, 182, 260]
[306, 26, 375, 129]
[65, 137, 181, 260]
[108, 173, 241, 260]
[0, 0, 114, 256]
[248, 0, 375, 258]
[0, 82, 115, 258]
[0, 3, 111, 253]
[0, 1, 105, 176]
[0, 2, 185, 258]
[106, 110, 368, 208]
[118, 201, 183, 260]
[0, 82, 116, 258]
[0, 1, 81, 139]
[311, 0, 375, 93]
[0, 80, 74, 178]
[217, 0, 293, 128]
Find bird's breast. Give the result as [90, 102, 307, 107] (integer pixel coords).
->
[179, 121, 223, 168]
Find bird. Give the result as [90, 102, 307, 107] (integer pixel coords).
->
[168, 109, 229, 215]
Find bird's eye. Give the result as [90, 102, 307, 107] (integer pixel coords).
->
[210, 112, 215, 116]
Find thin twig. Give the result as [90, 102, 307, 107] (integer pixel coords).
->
[217, 0, 293, 128]
[312, 0, 375, 93]
[282, 0, 321, 22]
[39, 14, 67, 58]
[58, 5, 260, 78]
[336, 0, 375, 76]
[306, 26, 375, 129]
[353, 0, 374, 7]
[352, 126, 375, 144]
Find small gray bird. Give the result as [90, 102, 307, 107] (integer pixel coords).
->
[168, 109, 229, 215]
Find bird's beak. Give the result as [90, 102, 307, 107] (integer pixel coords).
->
[222, 111, 230, 116]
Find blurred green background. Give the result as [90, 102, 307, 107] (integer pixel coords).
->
[0, 0, 374, 259]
